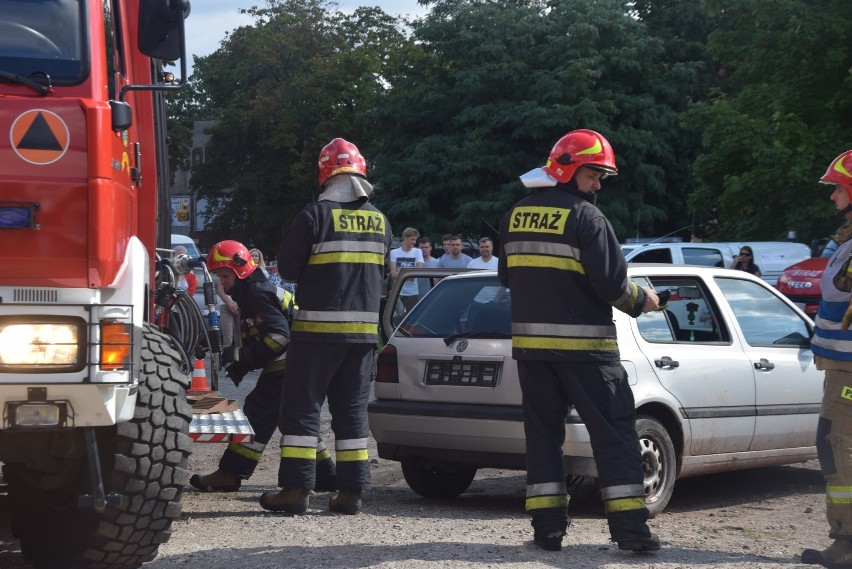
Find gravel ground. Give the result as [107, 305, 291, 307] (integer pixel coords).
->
[0, 371, 833, 568]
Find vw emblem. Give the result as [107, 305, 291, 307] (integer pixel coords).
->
[456, 340, 468, 353]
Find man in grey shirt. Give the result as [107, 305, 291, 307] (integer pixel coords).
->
[438, 234, 473, 268]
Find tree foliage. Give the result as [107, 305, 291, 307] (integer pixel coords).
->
[369, 0, 698, 241]
[172, 0, 852, 248]
[686, 0, 852, 243]
[187, 0, 417, 252]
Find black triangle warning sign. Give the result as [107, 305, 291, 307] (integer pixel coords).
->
[17, 113, 63, 151]
[11, 109, 70, 165]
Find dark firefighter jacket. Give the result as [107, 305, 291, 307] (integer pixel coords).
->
[497, 184, 645, 363]
[276, 196, 391, 344]
[228, 270, 291, 372]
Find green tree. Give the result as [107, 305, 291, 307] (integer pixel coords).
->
[165, 68, 211, 180]
[188, 0, 417, 252]
[371, 0, 696, 241]
[686, 0, 852, 243]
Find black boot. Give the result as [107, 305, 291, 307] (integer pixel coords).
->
[617, 533, 661, 552]
[533, 530, 565, 552]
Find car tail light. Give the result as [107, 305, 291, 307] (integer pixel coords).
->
[375, 344, 399, 383]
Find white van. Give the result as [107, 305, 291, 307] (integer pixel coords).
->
[170, 234, 201, 258]
[623, 241, 811, 286]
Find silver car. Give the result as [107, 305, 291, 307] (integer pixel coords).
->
[368, 265, 822, 516]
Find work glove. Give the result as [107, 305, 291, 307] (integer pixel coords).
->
[222, 346, 239, 366]
[225, 360, 250, 387]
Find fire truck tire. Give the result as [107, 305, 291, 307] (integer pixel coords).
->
[7, 325, 193, 569]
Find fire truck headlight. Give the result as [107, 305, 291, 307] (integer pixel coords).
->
[0, 321, 82, 369]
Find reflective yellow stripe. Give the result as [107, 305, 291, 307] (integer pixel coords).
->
[263, 359, 286, 373]
[526, 495, 569, 511]
[827, 485, 852, 503]
[308, 252, 385, 265]
[507, 255, 584, 274]
[615, 282, 640, 312]
[281, 446, 317, 459]
[513, 336, 618, 351]
[227, 443, 262, 462]
[292, 321, 378, 334]
[336, 449, 369, 462]
[317, 449, 332, 462]
[313, 240, 387, 254]
[604, 497, 646, 513]
[263, 335, 286, 352]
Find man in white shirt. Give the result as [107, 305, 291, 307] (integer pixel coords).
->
[390, 227, 424, 311]
[468, 237, 498, 269]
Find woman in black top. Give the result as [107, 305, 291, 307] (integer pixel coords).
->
[731, 245, 761, 277]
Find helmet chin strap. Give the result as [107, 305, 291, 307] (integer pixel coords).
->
[836, 203, 852, 219]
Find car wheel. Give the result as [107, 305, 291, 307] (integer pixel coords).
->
[400, 459, 477, 499]
[636, 415, 676, 518]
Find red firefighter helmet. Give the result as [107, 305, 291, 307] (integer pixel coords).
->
[207, 240, 257, 279]
[318, 138, 367, 186]
[820, 151, 852, 199]
[542, 129, 618, 184]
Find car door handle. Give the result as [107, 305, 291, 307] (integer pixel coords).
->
[754, 358, 775, 370]
[655, 356, 679, 369]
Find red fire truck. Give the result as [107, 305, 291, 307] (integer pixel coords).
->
[0, 1, 246, 567]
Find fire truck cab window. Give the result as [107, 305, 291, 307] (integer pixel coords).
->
[0, 0, 86, 83]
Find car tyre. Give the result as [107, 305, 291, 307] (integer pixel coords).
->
[401, 459, 477, 499]
[636, 415, 676, 518]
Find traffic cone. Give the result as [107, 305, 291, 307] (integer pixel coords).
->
[188, 358, 212, 394]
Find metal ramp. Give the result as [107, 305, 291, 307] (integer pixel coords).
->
[189, 410, 254, 443]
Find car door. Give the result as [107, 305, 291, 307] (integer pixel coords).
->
[713, 276, 822, 451]
[630, 274, 756, 455]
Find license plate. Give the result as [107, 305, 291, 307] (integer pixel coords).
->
[424, 361, 500, 387]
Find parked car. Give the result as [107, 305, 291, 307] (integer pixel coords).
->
[623, 241, 811, 286]
[369, 265, 822, 516]
[170, 233, 202, 258]
[776, 239, 837, 317]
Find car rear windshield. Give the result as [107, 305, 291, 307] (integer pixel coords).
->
[394, 275, 511, 338]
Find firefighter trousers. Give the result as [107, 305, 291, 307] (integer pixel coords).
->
[219, 367, 335, 484]
[278, 341, 374, 492]
[518, 360, 651, 541]
[817, 368, 852, 539]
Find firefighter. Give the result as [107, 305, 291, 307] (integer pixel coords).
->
[261, 138, 391, 515]
[803, 150, 852, 568]
[189, 240, 337, 493]
[497, 129, 661, 552]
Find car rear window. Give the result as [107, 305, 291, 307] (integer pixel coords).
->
[394, 275, 511, 338]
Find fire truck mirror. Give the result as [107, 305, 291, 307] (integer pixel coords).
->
[110, 100, 133, 132]
[138, 0, 191, 61]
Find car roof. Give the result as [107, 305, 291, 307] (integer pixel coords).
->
[427, 263, 765, 281]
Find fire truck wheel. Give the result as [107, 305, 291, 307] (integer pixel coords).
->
[6, 325, 192, 569]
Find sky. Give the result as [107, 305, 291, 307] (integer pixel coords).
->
[185, 0, 429, 73]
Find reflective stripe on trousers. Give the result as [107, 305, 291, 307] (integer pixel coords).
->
[278, 342, 374, 491]
[518, 360, 651, 541]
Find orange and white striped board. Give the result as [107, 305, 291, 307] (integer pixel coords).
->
[190, 432, 254, 444]
[189, 410, 254, 444]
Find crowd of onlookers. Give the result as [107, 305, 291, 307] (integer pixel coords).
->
[389, 229, 496, 310]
